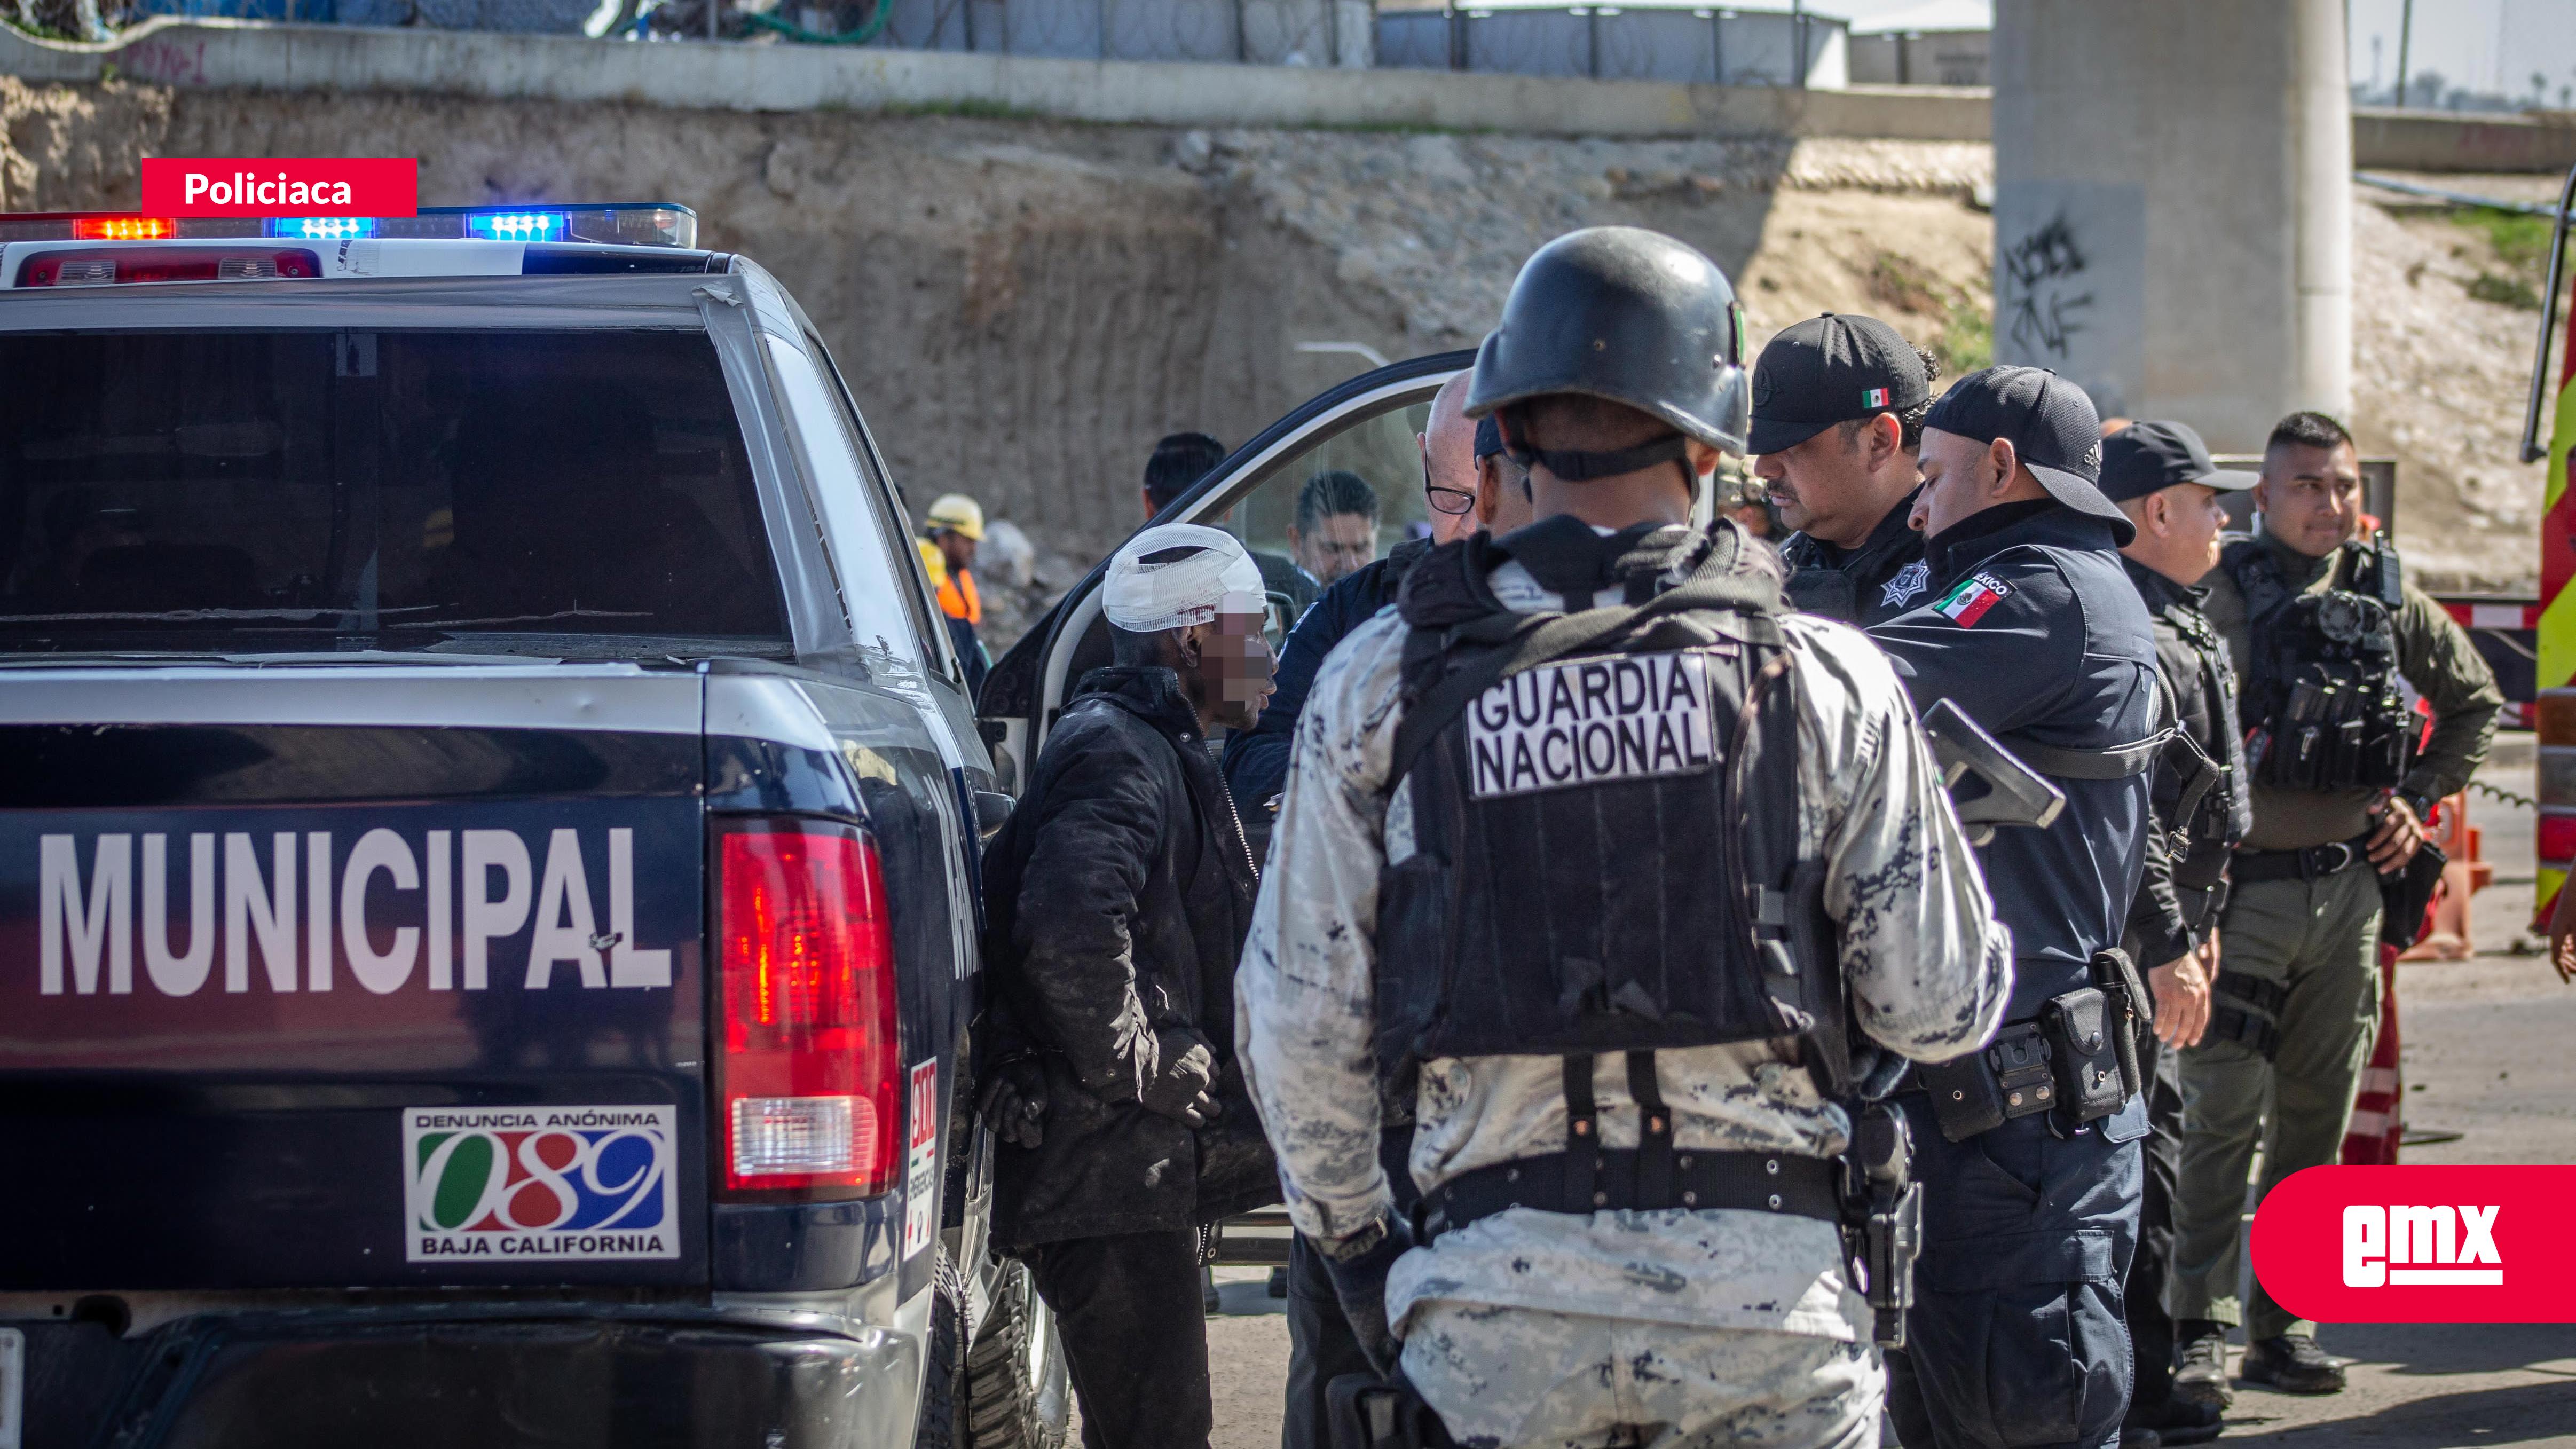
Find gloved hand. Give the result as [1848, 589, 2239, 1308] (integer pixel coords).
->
[1140, 1032, 1222, 1126]
[977, 1057, 1050, 1149]
[1318, 1210, 1416, 1376]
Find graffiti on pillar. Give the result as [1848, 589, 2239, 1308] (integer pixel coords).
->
[1991, 182, 2142, 414]
[2001, 212, 2092, 360]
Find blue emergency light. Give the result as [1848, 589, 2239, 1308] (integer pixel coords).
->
[5, 203, 697, 249]
[465, 210, 566, 241]
[267, 216, 379, 240]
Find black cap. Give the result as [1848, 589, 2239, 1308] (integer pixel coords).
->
[1924, 365, 2131, 546]
[1747, 313, 1931, 455]
[1474, 415, 1504, 460]
[2097, 421, 2258, 505]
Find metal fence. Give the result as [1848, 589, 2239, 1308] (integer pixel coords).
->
[870, 0, 1362, 66]
[101, 0, 1860, 85]
[1375, 5, 1846, 87]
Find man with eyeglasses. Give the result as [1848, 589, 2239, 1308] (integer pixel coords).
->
[1219, 368, 1530, 1449]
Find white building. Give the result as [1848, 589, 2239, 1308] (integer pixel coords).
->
[1846, 0, 1991, 86]
[1376, 1, 1853, 88]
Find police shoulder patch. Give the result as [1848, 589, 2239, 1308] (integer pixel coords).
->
[1933, 572, 2012, 627]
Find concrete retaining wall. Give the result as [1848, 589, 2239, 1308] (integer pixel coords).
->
[2352, 106, 2576, 176]
[0, 17, 1991, 140]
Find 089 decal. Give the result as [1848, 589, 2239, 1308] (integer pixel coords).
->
[403, 1105, 679, 1262]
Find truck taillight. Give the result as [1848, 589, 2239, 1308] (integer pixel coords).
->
[15, 248, 319, 287]
[715, 821, 900, 1199]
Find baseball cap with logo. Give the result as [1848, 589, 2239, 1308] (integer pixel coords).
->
[2097, 420, 2259, 505]
[1924, 365, 2132, 547]
[1746, 313, 1932, 456]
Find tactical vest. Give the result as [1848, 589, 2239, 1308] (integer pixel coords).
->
[2153, 603, 2251, 895]
[1371, 524, 1846, 1094]
[2228, 537, 2413, 793]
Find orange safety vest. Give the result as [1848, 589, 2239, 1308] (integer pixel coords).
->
[917, 538, 982, 626]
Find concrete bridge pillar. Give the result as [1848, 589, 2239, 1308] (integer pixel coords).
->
[1991, 0, 2351, 448]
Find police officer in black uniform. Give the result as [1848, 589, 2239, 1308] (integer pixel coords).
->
[1865, 367, 2162, 1449]
[1752, 314, 1939, 625]
[2098, 420, 2257, 1447]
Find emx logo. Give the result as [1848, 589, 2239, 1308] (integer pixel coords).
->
[2343, 1203, 2501, 1287]
[2252, 1166, 2576, 1322]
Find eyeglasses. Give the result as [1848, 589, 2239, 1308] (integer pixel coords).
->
[1423, 461, 1475, 516]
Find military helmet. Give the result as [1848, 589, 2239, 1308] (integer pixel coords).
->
[1464, 227, 1752, 462]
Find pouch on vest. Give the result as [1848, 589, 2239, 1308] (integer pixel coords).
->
[2232, 539, 2414, 793]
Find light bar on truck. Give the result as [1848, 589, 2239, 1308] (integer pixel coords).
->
[714, 820, 902, 1199]
[0, 203, 697, 249]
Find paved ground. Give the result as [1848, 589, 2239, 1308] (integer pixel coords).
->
[1196, 741, 2576, 1449]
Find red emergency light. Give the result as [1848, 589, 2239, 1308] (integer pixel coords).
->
[70, 216, 175, 240]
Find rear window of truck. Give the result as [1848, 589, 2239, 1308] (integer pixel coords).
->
[0, 329, 789, 656]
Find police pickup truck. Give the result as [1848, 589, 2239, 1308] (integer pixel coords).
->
[0, 204, 1065, 1449]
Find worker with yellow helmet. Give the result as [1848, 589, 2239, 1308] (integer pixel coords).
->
[920, 492, 990, 695]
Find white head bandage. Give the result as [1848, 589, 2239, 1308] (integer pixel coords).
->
[1102, 523, 1266, 633]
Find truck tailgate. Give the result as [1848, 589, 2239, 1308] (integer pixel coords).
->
[0, 669, 710, 1290]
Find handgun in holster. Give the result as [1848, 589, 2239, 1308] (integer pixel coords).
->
[1840, 1101, 1921, 1349]
[1327, 1372, 1453, 1449]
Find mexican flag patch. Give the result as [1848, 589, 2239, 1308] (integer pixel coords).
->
[1935, 572, 2011, 627]
[1862, 386, 1891, 408]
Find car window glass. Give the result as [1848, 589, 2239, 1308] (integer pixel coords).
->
[804, 330, 954, 680]
[762, 334, 922, 665]
[1204, 397, 1435, 642]
[0, 328, 789, 656]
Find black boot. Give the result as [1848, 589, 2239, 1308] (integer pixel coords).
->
[2129, 1396, 2225, 1445]
[2172, 1320, 2233, 1412]
[2242, 1334, 2345, 1394]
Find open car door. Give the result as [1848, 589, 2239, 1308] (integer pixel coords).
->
[979, 351, 1471, 792]
[978, 349, 1723, 794]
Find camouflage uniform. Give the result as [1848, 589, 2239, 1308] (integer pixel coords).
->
[1236, 550, 2013, 1449]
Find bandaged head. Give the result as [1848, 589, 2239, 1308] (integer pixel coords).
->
[1102, 523, 1266, 633]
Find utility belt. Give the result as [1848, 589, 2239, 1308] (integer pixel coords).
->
[2230, 831, 2451, 952]
[1407, 1048, 1923, 1349]
[1916, 949, 2150, 1144]
[2231, 832, 2375, 884]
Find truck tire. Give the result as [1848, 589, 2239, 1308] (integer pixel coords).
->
[916, 1255, 971, 1449]
[966, 1261, 1070, 1449]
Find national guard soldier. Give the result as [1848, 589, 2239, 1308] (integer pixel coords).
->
[2098, 420, 2258, 1448]
[1752, 314, 1939, 625]
[1236, 226, 2013, 1449]
[1864, 367, 2163, 1449]
[2170, 411, 2502, 1404]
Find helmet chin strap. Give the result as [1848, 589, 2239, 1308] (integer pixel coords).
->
[1498, 407, 1699, 497]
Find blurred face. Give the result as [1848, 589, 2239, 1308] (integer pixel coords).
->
[1288, 513, 1377, 585]
[2255, 440, 2362, 557]
[936, 530, 977, 571]
[1183, 607, 1276, 731]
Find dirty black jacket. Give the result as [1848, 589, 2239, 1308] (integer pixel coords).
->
[2121, 556, 2252, 970]
[983, 665, 1279, 1249]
